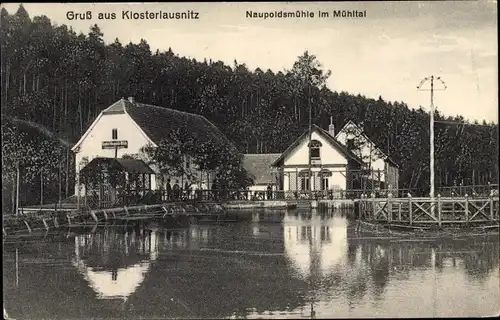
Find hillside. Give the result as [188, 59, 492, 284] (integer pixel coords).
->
[2, 115, 73, 211]
[1, 5, 498, 212]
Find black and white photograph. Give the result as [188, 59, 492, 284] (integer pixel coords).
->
[1, 1, 498, 319]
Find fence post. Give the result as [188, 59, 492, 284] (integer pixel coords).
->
[408, 193, 413, 225]
[464, 194, 469, 224]
[451, 192, 455, 221]
[490, 193, 494, 221]
[358, 194, 363, 219]
[371, 193, 375, 220]
[398, 200, 402, 222]
[98, 186, 102, 209]
[387, 193, 393, 223]
[437, 194, 442, 227]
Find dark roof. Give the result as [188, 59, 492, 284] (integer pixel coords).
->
[80, 157, 154, 175]
[271, 125, 364, 167]
[101, 99, 235, 151]
[115, 158, 155, 174]
[242, 154, 281, 185]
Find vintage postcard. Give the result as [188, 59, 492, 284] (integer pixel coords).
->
[1, 1, 498, 319]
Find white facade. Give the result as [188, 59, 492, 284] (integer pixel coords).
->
[72, 112, 157, 196]
[72, 102, 219, 196]
[335, 121, 387, 183]
[280, 130, 349, 192]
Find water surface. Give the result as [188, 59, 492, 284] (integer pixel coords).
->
[3, 210, 499, 319]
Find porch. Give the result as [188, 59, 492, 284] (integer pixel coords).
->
[78, 157, 157, 209]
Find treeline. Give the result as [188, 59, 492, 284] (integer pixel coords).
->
[1, 5, 498, 211]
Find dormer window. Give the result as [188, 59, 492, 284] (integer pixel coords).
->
[112, 128, 118, 140]
[346, 138, 355, 150]
[308, 140, 322, 159]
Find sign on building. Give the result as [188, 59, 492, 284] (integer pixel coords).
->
[102, 140, 128, 149]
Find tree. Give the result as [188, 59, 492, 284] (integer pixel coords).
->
[1, 4, 498, 205]
[290, 51, 332, 88]
[140, 129, 186, 182]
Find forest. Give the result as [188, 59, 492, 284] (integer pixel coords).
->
[1, 5, 498, 213]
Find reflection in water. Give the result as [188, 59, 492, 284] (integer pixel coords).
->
[283, 211, 348, 279]
[3, 210, 499, 319]
[72, 229, 159, 300]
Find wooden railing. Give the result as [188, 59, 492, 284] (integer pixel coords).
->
[437, 184, 499, 198]
[358, 194, 499, 226]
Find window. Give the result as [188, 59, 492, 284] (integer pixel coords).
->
[308, 139, 322, 159]
[186, 159, 190, 169]
[310, 147, 320, 159]
[321, 177, 329, 190]
[112, 128, 118, 140]
[300, 177, 310, 190]
[347, 138, 355, 150]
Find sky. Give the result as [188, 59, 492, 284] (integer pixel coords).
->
[2, 1, 498, 122]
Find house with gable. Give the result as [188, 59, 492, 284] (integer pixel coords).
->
[270, 120, 364, 194]
[334, 120, 399, 191]
[242, 118, 399, 197]
[242, 120, 364, 197]
[71, 97, 234, 196]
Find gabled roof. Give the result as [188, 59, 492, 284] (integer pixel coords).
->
[115, 158, 155, 174]
[335, 120, 399, 168]
[80, 157, 155, 175]
[242, 154, 281, 185]
[72, 99, 235, 152]
[271, 125, 364, 167]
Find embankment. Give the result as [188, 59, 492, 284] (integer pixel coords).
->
[3, 202, 225, 237]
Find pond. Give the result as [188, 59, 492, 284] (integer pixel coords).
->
[3, 209, 499, 319]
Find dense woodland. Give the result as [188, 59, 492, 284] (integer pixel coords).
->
[1, 5, 499, 212]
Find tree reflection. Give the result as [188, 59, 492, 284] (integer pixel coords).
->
[126, 219, 307, 319]
[283, 209, 499, 311]
[3, 213, 498, 319]
[348, 233, 499, 296]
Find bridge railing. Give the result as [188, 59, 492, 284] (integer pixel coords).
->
[437, 184, 499, 198]
[77, 184, 500, 209]
[124, 188, 414, 202]
[357, 193, 499, 226]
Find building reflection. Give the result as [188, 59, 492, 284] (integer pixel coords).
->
[282, 209, 371, 311]
[72, 227, 159, 301]
[283, 210, 348, 279]
[125, 218, 305, 319]
[71, 222, 222, 301]
[281, 209, 500, 311]
[3, 213, 498, 319]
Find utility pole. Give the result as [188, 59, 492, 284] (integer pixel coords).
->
[417, 76, 447, 215]
[308, 83, 313, 193]
[16, 163, 20, 216]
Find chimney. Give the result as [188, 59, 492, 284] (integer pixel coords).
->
[328, 116, 335, 137]
[128, 97, 135, 103]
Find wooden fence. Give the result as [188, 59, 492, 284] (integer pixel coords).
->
[358, 194, 499, 227]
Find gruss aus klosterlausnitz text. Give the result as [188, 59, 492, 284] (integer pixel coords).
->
[66, 10, 200, 20]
